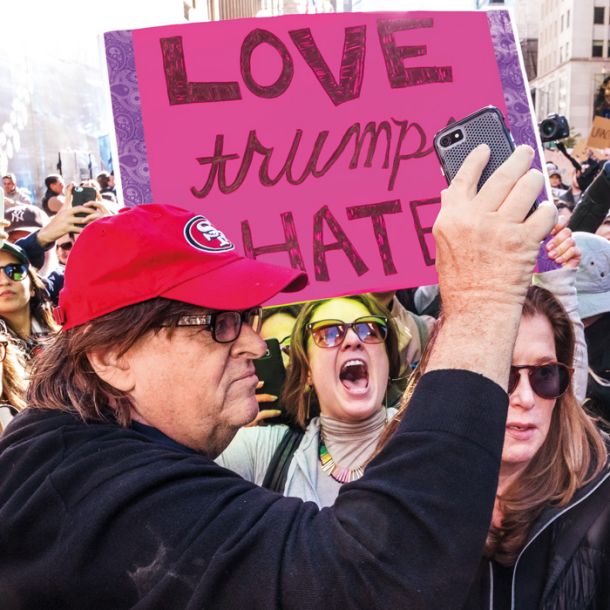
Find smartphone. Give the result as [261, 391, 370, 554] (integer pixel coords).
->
[72, 186, 97, 207]
[434, 106, 515, 192]
[254, 338, 286, 409]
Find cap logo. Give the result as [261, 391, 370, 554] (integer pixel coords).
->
[9, 208, 25, 223]
[184, 215, 234, 253]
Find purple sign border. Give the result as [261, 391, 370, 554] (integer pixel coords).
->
[104, 30, 152, 206]
[105, 11, 537, 206]
[486, 10, 541, 170]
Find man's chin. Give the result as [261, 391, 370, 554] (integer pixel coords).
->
[242, 399, 261, 426]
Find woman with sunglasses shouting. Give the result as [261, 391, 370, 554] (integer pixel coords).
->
[0, 242, 58, 360]
[217, 294, 402, 505]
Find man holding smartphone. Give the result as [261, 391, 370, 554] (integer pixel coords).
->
[0, 146, 555, 609]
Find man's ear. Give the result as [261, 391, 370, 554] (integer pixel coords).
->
[86, 348, 135, 392]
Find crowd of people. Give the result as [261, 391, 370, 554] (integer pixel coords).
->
[0, 142, 608, 608]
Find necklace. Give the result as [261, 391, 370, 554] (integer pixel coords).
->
[318, 435, 365, 483]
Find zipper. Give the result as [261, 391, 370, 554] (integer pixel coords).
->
[488, 560, 494, 610]
[510, 468, 610, 609]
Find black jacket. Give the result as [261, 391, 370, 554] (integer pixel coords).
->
[0, 370, 507, 609]
[464, 461, 610, 609]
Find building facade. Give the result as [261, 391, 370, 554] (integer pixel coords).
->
[531, 0, 610, 141]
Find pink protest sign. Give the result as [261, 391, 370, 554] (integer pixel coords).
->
[105, 10, 540, 305]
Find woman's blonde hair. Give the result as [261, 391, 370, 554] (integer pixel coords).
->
[377, 285, 608, 565]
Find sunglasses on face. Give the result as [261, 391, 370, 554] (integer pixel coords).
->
[306, 316, 388, 348]
[508, 362, 572, 399]
[0, 263, 29, 282]
[165, 307, 262, 344]
[56, 242, 73, 251]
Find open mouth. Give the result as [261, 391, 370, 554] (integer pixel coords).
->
[339, 359, 369, 394]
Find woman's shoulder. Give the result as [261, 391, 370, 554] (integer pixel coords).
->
[216, 423, 290, 483]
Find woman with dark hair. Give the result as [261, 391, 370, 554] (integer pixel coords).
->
[217, 294, 402, 505]
[0, 242, 58, 359]
[381, 282, 610, 608]
[40, 174, 65, 216]
[0, 322, 27, 432]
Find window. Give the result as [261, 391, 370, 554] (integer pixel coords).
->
[594, 6, 605, 24]
[566, 42, 569, 59]
[560, 47, 563, 62]
[566, 9, 570, 27]
[561, 14, 564, 31]
[593, 40, 604, 57]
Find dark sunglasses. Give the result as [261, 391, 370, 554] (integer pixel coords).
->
[0, 263, 29, 282]
[508, 362, 573, 399]
[165, 307, 262, 344]
[306, 316, 388, 348]
[57, 242, 73, 251]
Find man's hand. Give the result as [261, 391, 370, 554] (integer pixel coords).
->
[37, 200, 113, 247]
[427, 145, 557, 389]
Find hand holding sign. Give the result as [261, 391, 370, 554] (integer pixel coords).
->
[427, 145, 556, 389]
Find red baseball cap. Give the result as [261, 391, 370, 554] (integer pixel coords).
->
[55, 204, 308, 330]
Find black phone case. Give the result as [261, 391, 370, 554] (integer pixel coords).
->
[434, 106, 515, 192]
[254, 338, 286, 407]
[72, 187, 97, 206]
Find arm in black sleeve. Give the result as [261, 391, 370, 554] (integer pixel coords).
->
[568, 161, 610, 233]
[45, 369, 507, 609]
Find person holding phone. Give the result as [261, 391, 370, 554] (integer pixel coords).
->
[246, 305, 302, 427]
[0, 147, 558, 609]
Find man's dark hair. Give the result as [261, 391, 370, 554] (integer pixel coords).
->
[28, 298, 205, 426]
[96, 171, 112, 190]
[44, 174, 62, 189]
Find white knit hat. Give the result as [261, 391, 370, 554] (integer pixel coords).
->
[574, 232, 610, 319]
